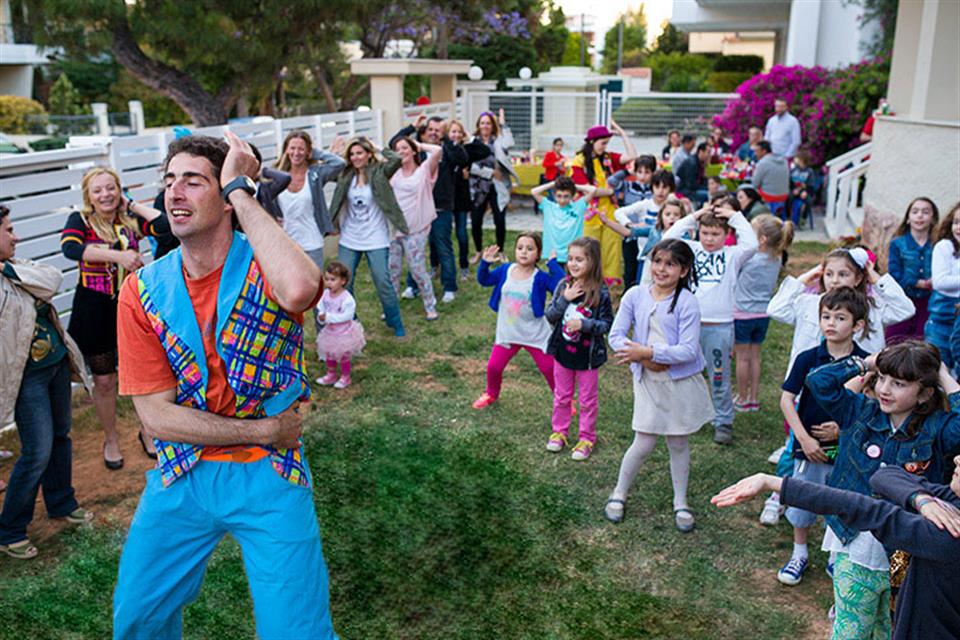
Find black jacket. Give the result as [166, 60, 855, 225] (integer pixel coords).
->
[545, 280, 613, 370]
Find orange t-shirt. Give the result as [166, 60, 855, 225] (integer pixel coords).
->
[117, 261, 315, 462]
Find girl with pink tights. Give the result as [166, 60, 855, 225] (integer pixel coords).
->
[473, 233, 565, 409]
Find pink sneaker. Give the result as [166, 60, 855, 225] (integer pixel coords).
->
[571, 440, 594, 461]
[333, 376, 351, 389]
[472, 392, 496, 409]
[315, 372, 338, 386]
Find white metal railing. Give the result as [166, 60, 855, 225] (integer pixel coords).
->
[603, 92, 739, 138]
[824, 142, 872, 238]
[0, 109, 384, 323]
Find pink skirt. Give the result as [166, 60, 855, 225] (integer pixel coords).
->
[316, 321, 366, 360]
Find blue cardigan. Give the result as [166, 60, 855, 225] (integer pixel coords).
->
[477, 259, 565, 317]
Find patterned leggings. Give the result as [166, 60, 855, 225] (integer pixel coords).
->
[831, 553, 891, 640]
[388, 229, 436, 314]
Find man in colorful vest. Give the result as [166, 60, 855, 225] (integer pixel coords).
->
[112, 132, 336, 639]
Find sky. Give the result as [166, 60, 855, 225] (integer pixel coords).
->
[557, 0, 673, 56]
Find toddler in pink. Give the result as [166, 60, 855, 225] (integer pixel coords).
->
[316, 261, 366, 389]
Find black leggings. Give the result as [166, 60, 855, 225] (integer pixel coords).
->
[471, 189, 506, 253]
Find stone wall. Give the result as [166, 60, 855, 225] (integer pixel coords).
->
[861, 116, 960, 266]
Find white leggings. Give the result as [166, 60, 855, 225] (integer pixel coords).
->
[610, 433, 691, 510]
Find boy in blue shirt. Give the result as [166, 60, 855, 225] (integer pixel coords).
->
[532, 176, 598, 264]
[777, 287, 870, 586]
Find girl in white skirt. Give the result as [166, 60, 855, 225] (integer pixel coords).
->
[604, 239, 714, 532]
[316, 261, 366, 389]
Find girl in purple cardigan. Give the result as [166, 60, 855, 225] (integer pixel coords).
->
[604, 239, 715, 532]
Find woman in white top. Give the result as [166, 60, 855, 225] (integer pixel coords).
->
[924, 203, 960, 373]
[275, 131, 346, 269]
[389, 136, 442, 320]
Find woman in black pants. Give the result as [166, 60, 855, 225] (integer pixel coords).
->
[468, 109, 517, 263]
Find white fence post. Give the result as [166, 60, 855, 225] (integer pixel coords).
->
[128, 101, 145, 134]
[91, 103, 110, 135]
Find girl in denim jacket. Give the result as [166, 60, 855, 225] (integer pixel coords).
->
[886, 197, 938, 342]
[806, 341, 960, 640]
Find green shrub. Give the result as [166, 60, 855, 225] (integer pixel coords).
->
[0, 95, 46, 134]
[714, 55, 764, 74]
[706, 71, 753, 93]
[647, 52, 714, 92]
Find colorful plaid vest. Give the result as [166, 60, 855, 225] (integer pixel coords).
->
[136, 232, 311, 488]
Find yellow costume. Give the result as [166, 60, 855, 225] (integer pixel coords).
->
[571, 153, 622, 285]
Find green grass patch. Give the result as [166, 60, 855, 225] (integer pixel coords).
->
[0, 231, 834, 639]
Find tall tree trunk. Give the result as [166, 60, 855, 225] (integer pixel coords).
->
[110, 19, 229, 126]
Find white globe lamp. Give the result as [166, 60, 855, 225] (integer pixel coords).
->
[518, 67, 532, 80]
[467, 65, 483, 81]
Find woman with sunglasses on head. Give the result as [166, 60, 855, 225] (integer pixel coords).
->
[329, 137, 410, 338]
[468, 109, 517, 264]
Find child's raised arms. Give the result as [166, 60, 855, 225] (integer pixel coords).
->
[530, 180, 555, 204]
[481, 244, 501, 263]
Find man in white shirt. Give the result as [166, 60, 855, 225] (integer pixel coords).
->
[764, 98, 801, 160]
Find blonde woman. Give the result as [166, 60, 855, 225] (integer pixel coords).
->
[274, 130, 346, 269]
[60, 167, 165, 469]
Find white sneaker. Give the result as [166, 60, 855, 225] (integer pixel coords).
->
[759, 495, 783, 526]
[441, 291, 456, 303]
[400, 287, 416, 300]
[768, 445, 786, 465]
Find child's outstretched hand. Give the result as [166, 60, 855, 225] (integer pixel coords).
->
[481, 245, 500, 263]
[798, 264, 823, 286]
[915, 494, 960, 538]
[563, 280, 584, 301]
[712, 473, 782, 508]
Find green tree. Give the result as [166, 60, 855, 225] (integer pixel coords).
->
[561, 32, 588, 67]
[601, 5, 647, 73]
[47, 73, 86, 115]
[651, 22, 688, 54]
[533, 1, 569, 69]
[843, 0, 898, 57]
[18, 0, 350, 125]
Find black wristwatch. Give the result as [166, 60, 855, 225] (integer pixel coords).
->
[221, 175, 256, 203]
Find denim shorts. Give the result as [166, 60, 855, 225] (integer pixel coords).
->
[734, 317, 770, 344]
[785, 459, 833, 529]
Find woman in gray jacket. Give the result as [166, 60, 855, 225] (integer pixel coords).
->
[275, 131, 347, 269]
[0, 206, 93, 559]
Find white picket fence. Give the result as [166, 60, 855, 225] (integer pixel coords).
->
[0, 109, 384, 322]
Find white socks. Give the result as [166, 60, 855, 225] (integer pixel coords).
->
[611, 433, 658, 500]
[665, 436, 691, 511]
[793, 542, 809, 560]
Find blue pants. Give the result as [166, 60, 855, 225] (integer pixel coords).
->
[0, 358, 78, 545]
[338, 244, 405, 336]
[454, 210, 470, 269]
[410, 209, 457, 294]
[113, 459, 336, 640]
[700, 323, 734, 429]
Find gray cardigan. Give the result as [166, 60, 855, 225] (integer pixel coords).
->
[304, 149, 347, 235]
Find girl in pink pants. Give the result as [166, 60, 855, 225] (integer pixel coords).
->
[473, 233, 566, 409]
[544, 237, 613, 461]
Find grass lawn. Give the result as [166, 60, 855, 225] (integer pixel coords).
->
[0, 234, 835, 639]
